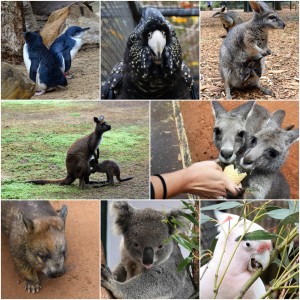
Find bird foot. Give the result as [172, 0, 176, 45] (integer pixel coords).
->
[34, 90, 46, 96]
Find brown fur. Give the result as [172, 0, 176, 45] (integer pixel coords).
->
[1, 201, 68, 293]
[27, 116, 111, 188]
[90, 159, 133, 185]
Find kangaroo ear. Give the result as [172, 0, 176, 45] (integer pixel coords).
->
[212, 101, 227, 119]
[231, 101, 255, 120]
[266, 110, 285, 128]
[221, 6, 226, 12]
[286, 129, 299, 146]
[249, 1, 266, 13]
[94, 117, 99, 123]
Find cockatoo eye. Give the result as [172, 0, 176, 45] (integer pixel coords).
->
[246, 242, 251, 247]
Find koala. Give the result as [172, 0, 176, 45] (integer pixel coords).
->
[101, 201, 196, 299]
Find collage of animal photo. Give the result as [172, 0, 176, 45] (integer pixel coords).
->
[0, 1, 299, 299]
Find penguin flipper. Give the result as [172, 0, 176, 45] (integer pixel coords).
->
[29, 60, 39, 83]
[101, 61, 125, 99]
[63, 49, 72, 73]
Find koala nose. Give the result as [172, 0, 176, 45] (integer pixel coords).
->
[143, 247, 154, 265]
[221, 148, 233, 159]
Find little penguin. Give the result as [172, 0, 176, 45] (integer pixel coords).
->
[23, 31, 67, 96]
[49, 26, 90, 78]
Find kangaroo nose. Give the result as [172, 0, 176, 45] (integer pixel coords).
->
[221, 149, 233, 159]
[243, 156, 254, 165]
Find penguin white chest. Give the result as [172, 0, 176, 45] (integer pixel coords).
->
[70, 37, 82, 60]
[23, 43, 31, 74]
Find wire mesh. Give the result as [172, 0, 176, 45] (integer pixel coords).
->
[101, 1, 199, 84]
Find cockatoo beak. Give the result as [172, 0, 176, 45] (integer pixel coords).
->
[148, 30, 166, 65]
[248, 246, 271, 272]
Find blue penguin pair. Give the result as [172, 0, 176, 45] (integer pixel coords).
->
[23, 31, 67, 95]
[49, 26, 90, 78]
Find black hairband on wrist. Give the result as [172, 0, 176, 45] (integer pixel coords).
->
[153, 174, 167, 199]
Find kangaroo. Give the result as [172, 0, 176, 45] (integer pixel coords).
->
[2, 201, 68, 293]
[27, 116, 111, 188]
[220, 1, 285, 99]
[239, 111, 299, 199]
[212, 100, 271, 165]
[212, 6, 242, 35]
[90, 159, 133, 185]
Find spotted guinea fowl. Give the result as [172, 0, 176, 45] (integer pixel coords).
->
[101, 7, 199, 100]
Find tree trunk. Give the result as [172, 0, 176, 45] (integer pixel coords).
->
[101, 241, 114, 299]
[1, 1, 24, 64]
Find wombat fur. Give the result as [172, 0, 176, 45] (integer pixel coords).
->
[90, 159, 133, 185]
[27, 116, 111, 188]
[1, 201, 68, 293]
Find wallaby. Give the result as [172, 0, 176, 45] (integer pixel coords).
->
[27, 116, 111, 188]
[90, 159, 133, 185]
[220, 1, 285, 99]
[212, 6, 242, 35]
[240, 56, 263, 83]
[239, 111, 299, 199]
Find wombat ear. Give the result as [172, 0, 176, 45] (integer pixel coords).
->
[166, 209, 190, 235]
[22, 215, 35, 233]
[58, 205, 68, 224]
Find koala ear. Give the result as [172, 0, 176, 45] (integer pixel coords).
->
[111, 201, 135, 235]
[166, 209, 190, 235]
[58, 205, 68, 225]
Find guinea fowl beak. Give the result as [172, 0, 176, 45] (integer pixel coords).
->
[148, 30, 166, 65]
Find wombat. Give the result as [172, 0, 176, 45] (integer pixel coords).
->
[1, 201, 68, 293]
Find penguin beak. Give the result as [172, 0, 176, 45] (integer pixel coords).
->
[148, 30, 166, 65]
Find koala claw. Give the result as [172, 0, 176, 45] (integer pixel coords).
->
[25, 281, 41, 293]
[101, 264, 113, 283]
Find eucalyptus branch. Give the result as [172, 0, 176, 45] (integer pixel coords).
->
[234, 225, 298, 299]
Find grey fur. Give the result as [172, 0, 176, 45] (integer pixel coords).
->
[213, 7, 243, 33]
[101, 201, 195, 299]
[219, 1, 285, 99]
[240, 111, 299, 199]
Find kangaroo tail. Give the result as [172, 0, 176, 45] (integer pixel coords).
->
[26, 178, 68, 185]
[118, 176, 134, 182]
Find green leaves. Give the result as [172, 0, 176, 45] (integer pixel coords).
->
[201, 201, 243, 211]
[235, 230, 277, 242]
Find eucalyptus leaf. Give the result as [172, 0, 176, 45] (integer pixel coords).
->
[201, 202, 243, 211]
[200, 213, 213, 224]
[266, 209, 291, 220]
[235, 230, 277, 241]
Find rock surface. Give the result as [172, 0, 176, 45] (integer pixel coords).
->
[40, 2, 99, 48]
[1, 1, 24, 64]
[1, 62, 35, 99]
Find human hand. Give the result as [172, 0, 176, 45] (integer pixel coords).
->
[182, 161, 239, 199]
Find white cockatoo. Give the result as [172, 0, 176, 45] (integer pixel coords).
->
[200, 211, 272, 299]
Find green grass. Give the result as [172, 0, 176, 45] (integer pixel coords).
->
[1, 101, 149, 199]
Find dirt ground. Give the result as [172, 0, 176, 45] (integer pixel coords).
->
[1, 201, 100, 299]
[200, 9, 299, 100]
[179, 101, 299, 199]
[16, 47, 99, 100]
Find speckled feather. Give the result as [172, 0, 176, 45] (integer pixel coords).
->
[101, 7, 199, 99]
